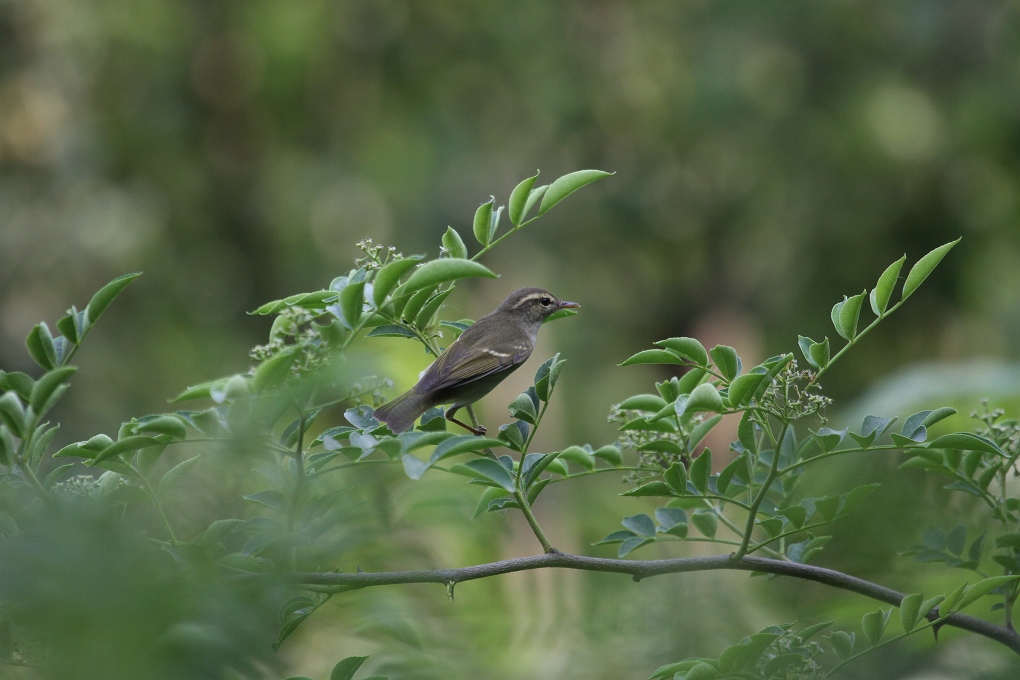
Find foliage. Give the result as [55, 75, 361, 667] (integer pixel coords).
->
[1, 171, 1018, 679]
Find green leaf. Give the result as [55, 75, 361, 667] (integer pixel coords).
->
[619, 349, 686, 366]
[472, 197, 495, 246]
[400, 286, 435, 322]
[727, 373, 764, 407]
[619, 394, 669, 412]
[862, 608, 891, 645]
[682, 383, 724, 415]
[26, 323, 58, 370]
[826, 631, 855, 659]
[922, 407, 957, 429]
[689, 415, 723, 450]
[798, 335, 831, 370]
[871, 255, 906, 315]
[837, 291, 866, 340]
[430, 436, 504, 461]
[899, 592, 923, 632]
[593, 444, 622, 466]
[709, 345, 740, 381]
[653, 337, 708, 366]
[414, 289, 453, 329]
[442, 226, 468, 259]
[86, 272, 141, 324]
[508, 391, 539, 424]
[252, 351, 297, 393]
[400, 258, 498, 293]
[813, 427, 847, 453]
[91, 436, 164, 464]
[690, 510, 718, 538]
[508, 171, 540, 225]
[29, 366, 76, 414]
[330, 656, 369, 680]
[461, 458, 516, 491]
[901, 238, 961, 301]
[0, 392, 26, 438]
[955, 575, 1020, 611]
[339, 280, 366, 326]
[157, 455, 201, 498]
[620, 481, 675, 497]
[558, 445, 595, 471]
[538, 169, 613, 215]
[373, 256, 424, 306]
[664, 462, 688, 494]
[689, 450, 711, 493]
[618, 536, 652, 558]
[621, 513, 656, 537]
[134, 415, 187, 440]
[928, 432, 1005, 457]
[367, 325, 416, 339]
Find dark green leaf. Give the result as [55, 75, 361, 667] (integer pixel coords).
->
[901, 238, 961, 301]
[538, 169, 612, 215]
[689, 415, 723, 450]
[28, 366, 76, 414]
[681, 383, 724, 415]
[593, 444, 622, 466]
[91, 436, 164, 464]
[617, 536, 652, 557]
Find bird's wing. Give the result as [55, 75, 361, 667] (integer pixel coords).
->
[418, 326, 531, 393]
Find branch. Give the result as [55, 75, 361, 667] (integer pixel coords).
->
[292, 552, 1020, 655]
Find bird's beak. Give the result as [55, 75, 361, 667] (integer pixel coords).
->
[559, 300, 580, 309]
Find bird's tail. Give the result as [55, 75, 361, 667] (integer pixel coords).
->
[373, 390, 431, 433]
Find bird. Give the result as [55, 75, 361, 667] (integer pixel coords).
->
[373, 287, 579, 435]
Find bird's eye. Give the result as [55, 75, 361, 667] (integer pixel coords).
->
[539, 297, 552, 306]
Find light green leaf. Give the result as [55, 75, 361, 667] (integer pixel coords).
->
[871, 255, 905, 315]
[902, 238, 961, 301]
[340, 280, 366, 326]
[86, 272, 141, 324]
[955, 575, 1020, 611]
[400, 258, 498, 293]
[442, 227, 468, 259]
[690, 449, 712, 493]
[619, 349, 685, 366]
[837, 291, 866, 340]
[472, 198, 495, 246]
[538, 169, 613, 215]
[653, 337, 708, 366]
[29, 366, 77, 413]
[373, 256, 424, 306]
[330, 656, 369, 680]
[709, 345, 740, 381]
[157, 455, 201, 498]
[899, 592, 923, 632]
[862, 608, 891, 645]
[509, 171, 539, 225]
[461, 458, 516, 491]
[928, 432, 1006, 457]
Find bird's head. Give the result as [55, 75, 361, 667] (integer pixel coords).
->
[497, 287, 580, 325]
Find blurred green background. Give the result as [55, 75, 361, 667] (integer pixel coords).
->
[3, 1, 1020, 678]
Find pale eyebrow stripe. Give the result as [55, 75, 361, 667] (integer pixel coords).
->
[511, 293, 552, 308]
[483, 349, 511, 357]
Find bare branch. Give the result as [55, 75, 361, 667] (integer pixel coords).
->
[293, 552, 1020, 655]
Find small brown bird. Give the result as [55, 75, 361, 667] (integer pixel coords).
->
[374, 287, 579, 434]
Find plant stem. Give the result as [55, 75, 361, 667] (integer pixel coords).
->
[810, 300, 904, 386]
[134, 468, 179, 545]
[288, 412, 306, 533]
[733, 422, 788, 560]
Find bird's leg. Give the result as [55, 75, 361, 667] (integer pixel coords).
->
[445, 406, 486, 436]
